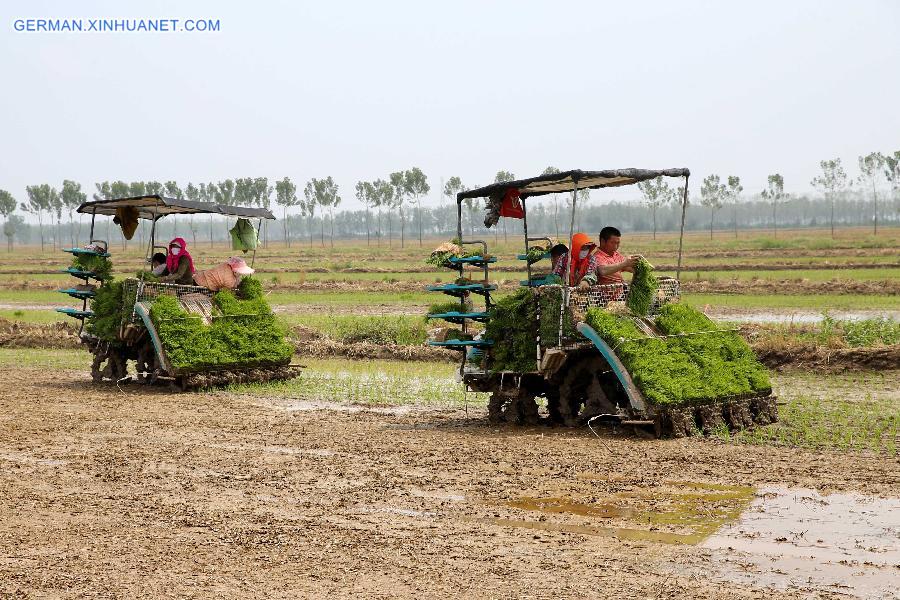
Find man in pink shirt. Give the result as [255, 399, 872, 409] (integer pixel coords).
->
[577, 227, 641, 289]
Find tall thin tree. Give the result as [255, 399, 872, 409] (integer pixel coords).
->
[0, 190, 17, 251]
[22, 184, 56, 252]
[637, 176, 671, 240]
[404, 168, 430, 247]
[275, 177, 298, 248]
[184, 183, 202, 247]
[60, 180, 86, 247]
[542, 166, 561, 239]
[760, 174, 784, 238]
[318, 176, 341, 248]
[299, 183, 316, 247]
[811, 159, 848, 238]
[355, 181, 376, 246]
[858, 152, 885, 235]
[725, 176, 743, 238]
[443, 177, 463, 238]
[254, 177, 273, 247]
[700, 175, 725, 240]
[884, 151, 900, 218]
[373, 179, 392, 246]
[389, 171, 407, 248]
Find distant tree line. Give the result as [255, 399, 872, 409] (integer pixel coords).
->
[1, 152, 898, 251]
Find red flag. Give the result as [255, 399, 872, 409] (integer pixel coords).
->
[499, 188, 524, 218]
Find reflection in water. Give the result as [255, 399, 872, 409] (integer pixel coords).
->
[486, 482, 899, 597]
[701, 486, 900, 599]
[491, 481, 756, 545]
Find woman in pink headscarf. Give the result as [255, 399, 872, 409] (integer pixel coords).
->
[159, 237, 196, 285]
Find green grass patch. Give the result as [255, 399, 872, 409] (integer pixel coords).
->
[716, 372, 899, 456]
[287, 313, 429, 345]
[266, 290, 433, 306]
[0, 309, 65, 323]
[227, 357, 489, 407]
[0, 289, 67, 304]
[0, 348, 86, 369]
[743, 315, 900, 350]
[838, 317, 899, 347]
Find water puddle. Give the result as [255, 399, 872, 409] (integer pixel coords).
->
[506, 497, 634, 519]
[483, 481, 756, 545]
[481, 482, 899, 596]
[710, 310, 899, 324]
[699, 486, 900, 599]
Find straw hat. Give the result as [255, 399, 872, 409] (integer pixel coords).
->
[226, 257, 255, 275]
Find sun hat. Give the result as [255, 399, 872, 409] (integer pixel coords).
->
[226, 256, 255, 275]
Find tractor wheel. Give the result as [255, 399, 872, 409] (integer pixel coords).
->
[555, 356, 618, 427]
[544, 388, 562, 424]
[488, 390, 539, 425]
[135, 340, 158, 384]
[90, 344, 128, 383]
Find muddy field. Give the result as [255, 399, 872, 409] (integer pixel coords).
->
[1, 365, 898, 599]
[2, 231, 898, 598]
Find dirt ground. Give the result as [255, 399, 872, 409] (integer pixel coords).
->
[1, 366, 897, 599]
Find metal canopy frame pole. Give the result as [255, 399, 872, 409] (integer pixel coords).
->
[145, 197, 162, 266]
[560, 180, 579, 345]
[522, 198, 530, 283]
[149, 217, 158, 257]
[456, 196, 463, 243]
[455, 197, 465, 378]
[676, 174, 689, 281]
[89, 207, 96, 242]
[523, 199, 543, 370]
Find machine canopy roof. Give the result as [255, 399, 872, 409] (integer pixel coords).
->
[457, 168, 690, 202]
[76, 195, 276, 220]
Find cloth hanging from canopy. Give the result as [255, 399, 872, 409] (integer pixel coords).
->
[229, 218, 258, 253]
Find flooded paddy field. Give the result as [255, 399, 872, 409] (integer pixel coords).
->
[1, 353, 897, 598]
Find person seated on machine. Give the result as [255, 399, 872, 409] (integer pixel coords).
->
[193, 257, 255, 291]
[150, 253, 169, 277]
[568, 232, 598, 286]
[548, 243, 569, 281]
[158, 238, 196, 285]
[578, 226, 643, 292]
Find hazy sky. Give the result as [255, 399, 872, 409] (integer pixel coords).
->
[2, 0, 898, 211]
